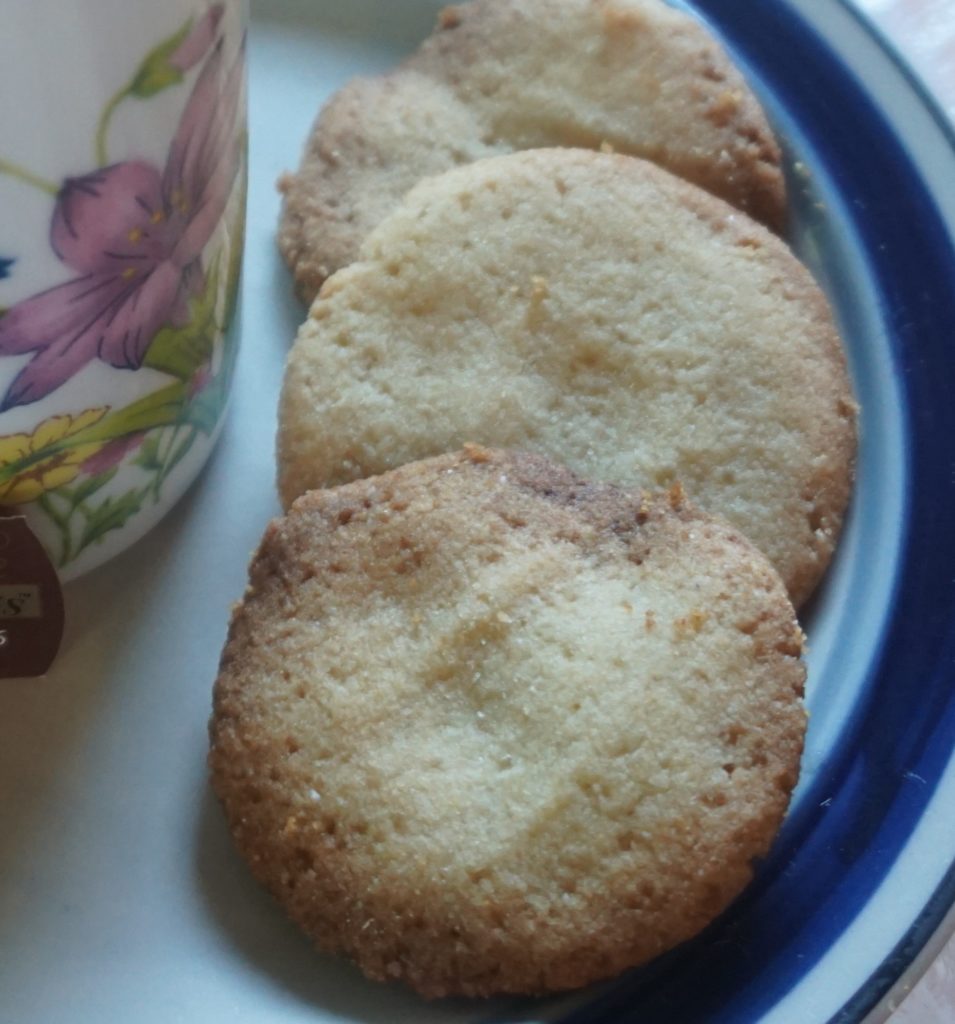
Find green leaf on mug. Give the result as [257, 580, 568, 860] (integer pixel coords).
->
[79, 383, 190, 445]
[144, 323, 214, 381]
[222, 167, 248, 333]
[77, 488, 147, 554]
[69, 468, 119, 508]
[143, 253, 220, 380]
[164, 427, 200, 479]
[127, 18, 192, 98]
[132, 435, 164, 472]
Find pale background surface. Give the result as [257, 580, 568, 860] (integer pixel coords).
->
[853, 0, 955, 1020]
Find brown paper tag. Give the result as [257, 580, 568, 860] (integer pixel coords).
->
[0, 515, 64, 678]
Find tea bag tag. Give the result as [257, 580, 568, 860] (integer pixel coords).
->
[0, 515, 65, 678]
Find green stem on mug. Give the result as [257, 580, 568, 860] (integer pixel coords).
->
[37, 493, 74, 566]
[0, 157, 58, 197]
[94, 86, 130, 167]
[151, 424, 183, 501]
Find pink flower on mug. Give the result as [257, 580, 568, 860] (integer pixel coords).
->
[128, 5, 225, 96]
[80, 431, 146, 477]
[188, 363, 213, 398]
[169, 5, 224, 74]
[0, 32, 243, 411]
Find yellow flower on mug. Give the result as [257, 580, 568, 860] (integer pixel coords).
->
[0, 408, 108, 504]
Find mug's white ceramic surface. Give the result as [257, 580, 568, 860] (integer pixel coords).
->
[0, 0, 247, 579]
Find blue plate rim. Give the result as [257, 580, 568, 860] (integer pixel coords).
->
[536, 2, 955, 1021]
[825, 8, 955, 1020]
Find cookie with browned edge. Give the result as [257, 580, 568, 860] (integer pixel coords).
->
[278, 0, 786, 302]
[210, 446, 807, 999]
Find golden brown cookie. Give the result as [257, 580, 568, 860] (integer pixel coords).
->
[278, 149, 856, 607]
[210, 446, 807, 999]
[278, 0, 786, 302]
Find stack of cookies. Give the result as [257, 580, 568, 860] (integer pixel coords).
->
[210, 0, 857, 1000]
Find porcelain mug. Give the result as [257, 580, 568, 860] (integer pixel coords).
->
[0, 0, 246, 579]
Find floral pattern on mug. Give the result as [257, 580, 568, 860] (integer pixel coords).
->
[0, 5, 245, 568]
[0, 409, 108, 504]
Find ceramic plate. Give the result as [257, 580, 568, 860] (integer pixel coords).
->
[3, 1, 955, 1021]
